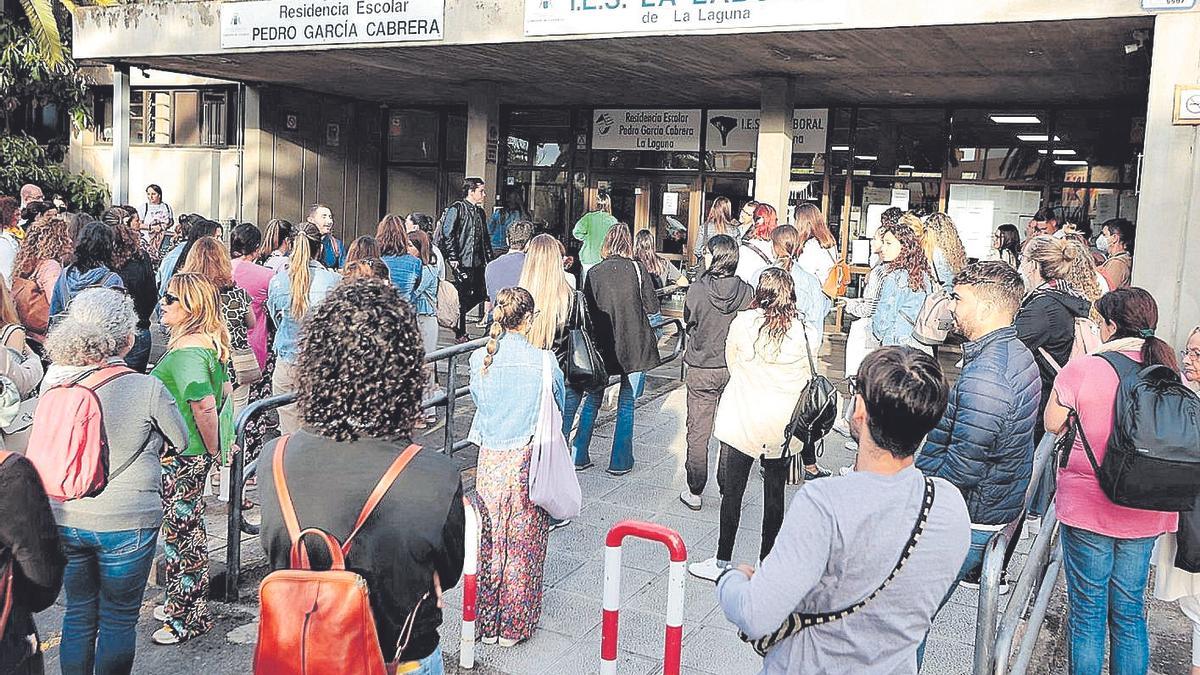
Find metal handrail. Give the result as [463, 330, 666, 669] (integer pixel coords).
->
[221, 336, 487, 600]
[972, 433, 1061, 675]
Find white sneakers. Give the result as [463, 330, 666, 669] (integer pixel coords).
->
[688, 557, 731, 582]
[153, 605, 169, 622]
[1023, 517, 1042, 540]
[678, 490, 702, 511]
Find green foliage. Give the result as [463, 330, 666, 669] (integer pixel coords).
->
[0, 133, 109, 214]
[16, 0, 116, 71]
[0, 14, 92, 140]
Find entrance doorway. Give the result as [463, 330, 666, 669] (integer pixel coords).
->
[587, 174, 699, 313]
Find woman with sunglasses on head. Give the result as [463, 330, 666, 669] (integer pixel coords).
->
[257, 218, 294, 274]
[267, 222, 341, 433]
[149, 273, 234, 645]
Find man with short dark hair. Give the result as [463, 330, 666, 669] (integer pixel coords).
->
[484, 220, 534, 305]
[717, 347, 970, 673]
[438, 178, 492, 340]
[307, 203, 344, 269]
[917, 261, 1040, 594]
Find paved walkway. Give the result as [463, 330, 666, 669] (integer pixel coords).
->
[31, 332, 1193, 674]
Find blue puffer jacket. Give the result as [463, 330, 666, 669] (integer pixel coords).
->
[916, 326, 1041, 526]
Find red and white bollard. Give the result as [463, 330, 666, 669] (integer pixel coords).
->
[601, 520, 688, 675]
[459, 498, 480, 669]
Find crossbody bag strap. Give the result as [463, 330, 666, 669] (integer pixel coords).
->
[742, 477, 936, 656]
[342, 444, 423, 554]
[272, 435, 301, 546]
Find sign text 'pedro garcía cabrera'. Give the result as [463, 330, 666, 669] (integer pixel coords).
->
[220, 0, 444, 49]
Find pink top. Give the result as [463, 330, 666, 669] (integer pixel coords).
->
[1054, 351, 1178, 539]
[35, 258, 62, 308]
[232, 259, 274, 368]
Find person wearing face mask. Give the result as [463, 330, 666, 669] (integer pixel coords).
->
[1096, 218, 1135, 291]
[1151, 326, 1200, 675]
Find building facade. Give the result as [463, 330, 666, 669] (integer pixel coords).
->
[69, 0, 1200, 342]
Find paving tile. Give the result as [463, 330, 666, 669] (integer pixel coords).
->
[473, 627, 576, 673]
[625, 564, 719, 622]
[542, 632, 661, 675]
[538, 588, 603, 637]
[542, 550, 588, 588]
[920, 633, 974, 675]
[678, 625, 763, 675]
[601, 606, 700, 660]
[930, 596, 980, 645]
[554, 558, 656, 599]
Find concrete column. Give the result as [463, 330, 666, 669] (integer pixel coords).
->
[111, 64, 131, 205]
[466, 81, 500, 208]
[1134, 12, 1200, 348]
[239, 85, 262, 226]
[753, 76, 795, 217]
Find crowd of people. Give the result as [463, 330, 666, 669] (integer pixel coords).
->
[1, 173, 1197, 675]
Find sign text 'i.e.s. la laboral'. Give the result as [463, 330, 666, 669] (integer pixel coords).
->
[525, 0, 845, 37]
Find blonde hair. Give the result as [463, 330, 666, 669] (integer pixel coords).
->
[793, 203, 835, 249]
[923, 213, 968, 274]
[1063, 238, 1104, 321]
[0, 279, 20, 328]
[1024, 235, 1077, 281]
[180, 236, 234, 289]
[898, 212, 926, 241]
[482, 287, 535, 374]
[519, 234, 572, 350]
[771, 225, 801, 274]
[167, 273, 232, 362]
[288, 222, 324, 319]
[600, 222, 633, 259]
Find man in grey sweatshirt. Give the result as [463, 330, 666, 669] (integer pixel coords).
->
[717, 347, 970, 674]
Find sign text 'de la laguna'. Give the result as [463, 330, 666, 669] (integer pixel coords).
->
[525, 0, 845, 37]
[221, 0, 444, 49]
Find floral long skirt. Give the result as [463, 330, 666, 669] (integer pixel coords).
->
[472, 444, 550, 642]
[161, 453, 215, 640]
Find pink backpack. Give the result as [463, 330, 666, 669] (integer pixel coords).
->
[25, 365, 135, 502]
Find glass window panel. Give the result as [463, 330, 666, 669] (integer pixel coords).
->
[706, 152, 754, 173]
[445, 113, 466, 164]
[501, 169, 571, 235]
[388, 110, 439, 163]
[387, 166, 440, 217]
[1049, 109, 1142, 184]
[505, 109, 573, 168]
[591, 150, 701, 171]
[849, 178, 940, 239]
[147, 91, 172, 145]
[852, 108, 945, 177]
[948, 109, 1047, 181]
[827, 108, 852, 175]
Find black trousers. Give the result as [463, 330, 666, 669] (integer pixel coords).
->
[716, 443, 789, 563]
[454, 266, 486, 337]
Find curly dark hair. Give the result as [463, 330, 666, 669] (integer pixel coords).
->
[879, 222, 930, 292]
[295, 278, 426, 442]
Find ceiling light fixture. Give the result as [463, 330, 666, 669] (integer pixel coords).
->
[1037, 149, 1077, 156]
[854, 155, 878, 161]
[1054, 159, 1088, 166]
[990, 115, 1042, 124]
[808, 53, 840, 62]
[897, 164, 915, 170]
[1016, 134, 1061, 142]
[831, 145, 850, 151]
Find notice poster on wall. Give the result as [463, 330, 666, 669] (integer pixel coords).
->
[525, 0, 845, 37]
[706, 109, 829, 155]
[591, 109, 702, 152]
[221, 0, 445, 49]
[947, 184, 1043, 259]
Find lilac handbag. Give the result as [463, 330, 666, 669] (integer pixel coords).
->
[528, 352, 582, 520]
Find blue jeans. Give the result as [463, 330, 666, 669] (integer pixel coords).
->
[58, 526, 159, 675]
[124, 327, 151, 373]
[402, 647, 444, 674]
[1060, 524, 1155, 675]
[567, 372, 645, 473]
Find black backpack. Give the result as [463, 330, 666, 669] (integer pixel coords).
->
[1066, 352, 1200, 512]
[782, 319, 838, 455]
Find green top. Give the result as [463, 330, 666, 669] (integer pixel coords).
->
[152, 347, 234, 461]
[572, 211, 618, 266]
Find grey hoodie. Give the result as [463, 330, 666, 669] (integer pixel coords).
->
[683, 273, 755, 368]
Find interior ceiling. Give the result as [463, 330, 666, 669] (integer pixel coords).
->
[104, 17, 1154, 107]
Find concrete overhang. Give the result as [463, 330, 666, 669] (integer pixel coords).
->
[73, 1, 1164, 106]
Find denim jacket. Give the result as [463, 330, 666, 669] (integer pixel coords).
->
[413, 263, 439, 316]
[872, 268, 931, 348]
[467, 333, 565, 450]
[266, 262, 342, 363]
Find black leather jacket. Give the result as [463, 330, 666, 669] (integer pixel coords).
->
[437, 200, 491, 270]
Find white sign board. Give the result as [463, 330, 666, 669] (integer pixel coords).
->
[706, 109, 829, 154]
[221, 0, 444, 49]
[947, 184, 1042, 259]
[525, 0, 845, 37]
[592, 109, 702, 152]
[1142, 0, 1196, 10]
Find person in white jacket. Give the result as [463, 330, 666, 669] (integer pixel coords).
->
[689, 267, 816, 581]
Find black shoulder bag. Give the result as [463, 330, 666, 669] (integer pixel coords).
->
[564, 290, 608, 391]
[739, 478, 936, 656]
